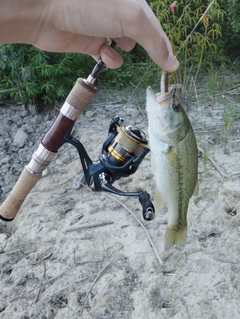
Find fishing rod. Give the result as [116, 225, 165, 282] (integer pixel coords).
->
[0, 2, 216, 222]
[0, 41, 155, 222]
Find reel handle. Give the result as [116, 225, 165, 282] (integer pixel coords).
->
[99, 173, 155, 221]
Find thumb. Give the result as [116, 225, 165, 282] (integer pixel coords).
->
[92, 43, 123, 69]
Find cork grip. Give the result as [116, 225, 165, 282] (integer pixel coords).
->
[0, 167, 41, 221]
[67, 78, 97, 113]
[42, 79, 97, 152]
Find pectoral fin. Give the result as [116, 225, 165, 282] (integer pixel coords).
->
[161, 143, 171, 153]
[154, 189, 165, 212]
[165, 148, 178, 166]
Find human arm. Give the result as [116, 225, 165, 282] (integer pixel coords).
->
[0, 0, 179, 71]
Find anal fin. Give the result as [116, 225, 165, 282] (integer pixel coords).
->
[154, 189, 165, 212]
[193, 179, 199, 196]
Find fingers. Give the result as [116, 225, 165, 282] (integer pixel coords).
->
[92, 43, 123, 69]
[113, 37, 136, 52]
[42, 0, 179, 71]
[140, 33, 179, 72]
[98, 38, 135, 69]
[119, 0, 179, 71]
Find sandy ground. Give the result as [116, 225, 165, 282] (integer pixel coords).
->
[0, 78, 240, 319]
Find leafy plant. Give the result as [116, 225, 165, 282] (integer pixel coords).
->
[226, 0, 240, 33]
[0, 44, 93, 106]
[216, 0, 240, 61]
[0, 0, 238, 108]
[150, 0, 225, 101]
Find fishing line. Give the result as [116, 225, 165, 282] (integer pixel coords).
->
[124, 0, 216, 105]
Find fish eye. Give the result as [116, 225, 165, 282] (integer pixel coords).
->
[172, 103, 181, 112]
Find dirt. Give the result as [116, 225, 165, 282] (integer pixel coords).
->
[0, 77, 240, 319]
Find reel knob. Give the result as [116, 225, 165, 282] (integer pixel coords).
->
[139, 191, 155, 221]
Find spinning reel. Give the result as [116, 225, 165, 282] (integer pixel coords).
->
[62, 116, 155, 221]
[0, 40, 155, 222]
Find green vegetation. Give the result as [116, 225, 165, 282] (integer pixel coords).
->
[0, 44, 94, 105]
[0, 0, 239, 107]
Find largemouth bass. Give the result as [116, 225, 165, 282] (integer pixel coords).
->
[146, 74, 199, 250]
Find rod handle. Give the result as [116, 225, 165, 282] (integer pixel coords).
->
[0, 167, 41, 221]
[66, 78, 96, 112]
[42, 78, 96, 152]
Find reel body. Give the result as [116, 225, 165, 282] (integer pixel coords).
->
[62, 116, 155, 221]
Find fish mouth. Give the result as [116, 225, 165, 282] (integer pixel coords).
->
[146, 86, 174, 121]
[147, 86, 173, 109]
[146, 86, 180, 144]
[156, 87, 174, 106]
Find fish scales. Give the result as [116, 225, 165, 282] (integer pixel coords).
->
[146, 82, 198, 250]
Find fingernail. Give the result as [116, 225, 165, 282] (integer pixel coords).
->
[167, 55, 180, 72]
[103, 45, 116, 59]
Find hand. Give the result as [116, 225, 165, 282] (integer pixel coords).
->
[0, 0, 179, 71]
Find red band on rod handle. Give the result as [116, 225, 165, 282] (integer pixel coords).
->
[42, 78, 96, 152]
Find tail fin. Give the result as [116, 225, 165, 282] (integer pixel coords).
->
[164, 225, 188, 250]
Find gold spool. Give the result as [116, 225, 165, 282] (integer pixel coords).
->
[107, 125, 148, 164]
[108, 144, 126, 163]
